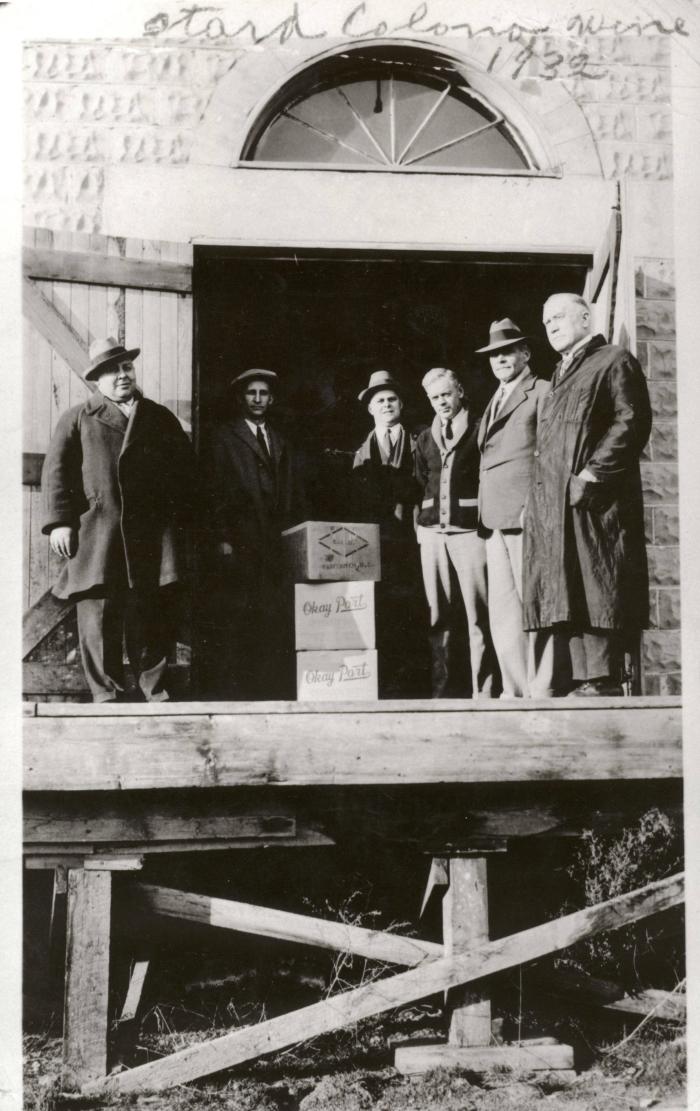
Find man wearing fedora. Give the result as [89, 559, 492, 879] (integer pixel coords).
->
[352, 370, 426, 696]
[476, 318, 568, 697]
[522, 293, 652, 696]
[202, 369, 306, 699]
[414, 367, 499, 698]
[41, 337, 195, 702]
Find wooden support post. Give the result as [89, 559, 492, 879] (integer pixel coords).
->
[444, 857, 491, 1047]
[396, 852, 573, 1075]
[62, 869, 112, 1089]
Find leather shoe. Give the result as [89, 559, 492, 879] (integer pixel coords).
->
[570, 678, 624, 697]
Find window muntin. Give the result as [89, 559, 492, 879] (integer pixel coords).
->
[246, 50, 533, 172]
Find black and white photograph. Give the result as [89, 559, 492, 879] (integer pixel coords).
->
[3, 0, 699, 1107]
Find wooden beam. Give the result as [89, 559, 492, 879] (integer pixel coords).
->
[23, 700, 682, 791]
[119, 961, 150, 1025]
[603, 988, 686, 1023]
[444, 858, 490, 1047]
[23, 589, 75, 660]
[530, 967, 686, 1022]
[86, 872, 684, 1094]
[63, 869, 112, 1089]
[24, 805, 296, 844]
[22, 277, 93, 388]
[85, 857, 144, 871]
[25, 832, 335, 859]
[23, 452, 45, 487]
[24, 246, 192, 294]
[395, 1043, 574, 1074]
[134, 883, 443, 967]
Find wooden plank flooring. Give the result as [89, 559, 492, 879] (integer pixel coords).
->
[24, 698, 682, 791]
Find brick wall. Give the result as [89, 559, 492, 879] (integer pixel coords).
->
[636, 258, 681, 693]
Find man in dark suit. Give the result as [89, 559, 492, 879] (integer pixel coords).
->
[351, 370, 426, 697]
[202, 369, 306, 699]
[42, 337, 194, 702]
[476, 319, 568, 697]
[414, 367, 499, 698]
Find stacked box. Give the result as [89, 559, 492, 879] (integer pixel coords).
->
[296, 649, 378, 701]
[282, 520, 381, 582]
[285, 522, 380, 701]
[294, 581, 376, 650]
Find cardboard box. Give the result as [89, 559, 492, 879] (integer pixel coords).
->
[283, 521, 381, 582]
[295, 582, 376, 650]
[296, 649, 378, 701]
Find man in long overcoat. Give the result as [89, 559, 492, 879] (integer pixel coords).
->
[522, 293, 652, 695]
[202, 369, 306, 699]
[42, 337, 195, 702]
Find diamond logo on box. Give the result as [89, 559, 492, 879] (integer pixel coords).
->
[318, 526, 369, 559]
[282, 521, 381, 582]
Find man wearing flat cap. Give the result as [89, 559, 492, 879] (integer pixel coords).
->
[202, 369, 306, 699]
[352, 371, 426, 696]
[41, 337, 195, 702]
[476, 319, 567, 697]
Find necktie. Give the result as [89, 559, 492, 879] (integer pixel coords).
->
[382, 429, 394, 464]
[444, 419, 453, 444]
[256, 425, 270, 459]
[492, 386, 507, 421]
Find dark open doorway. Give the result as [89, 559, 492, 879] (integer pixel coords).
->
[193, 247, 589, 700]
[194, 247, 588, 512]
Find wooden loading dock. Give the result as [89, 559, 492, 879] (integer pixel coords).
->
[23, 696, 684, 1094]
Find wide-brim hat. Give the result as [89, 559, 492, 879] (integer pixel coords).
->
[475, 318, 530, 354]
[230, 368, 278, 389]
[358, 370, 403, 404]
[84, 337, 140, 381]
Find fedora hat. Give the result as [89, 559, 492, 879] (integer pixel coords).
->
[475, 318, 530, 354]
[84, 337, 140, 381]
[230, 368, 278, 389]
[358, 370, 403, 404]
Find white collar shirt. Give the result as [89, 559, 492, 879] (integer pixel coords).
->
[440, 406, 468, 451]
[245, 419, 270, 451]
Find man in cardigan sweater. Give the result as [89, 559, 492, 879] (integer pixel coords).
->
[415, 367, 499, 698]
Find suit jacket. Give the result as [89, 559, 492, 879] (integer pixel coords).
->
[414, 410, 482, 530]
[42, 390, 195, 599]
[478, 372, 550, 530]
[205, 416, 306, 572]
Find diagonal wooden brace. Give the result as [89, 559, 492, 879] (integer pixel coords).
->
[84, 871, 684, 1094]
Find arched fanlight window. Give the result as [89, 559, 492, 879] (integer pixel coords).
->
[244, 46, 534, 171]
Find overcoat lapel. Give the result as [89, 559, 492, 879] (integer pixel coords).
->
[87, 390, 128, 436]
